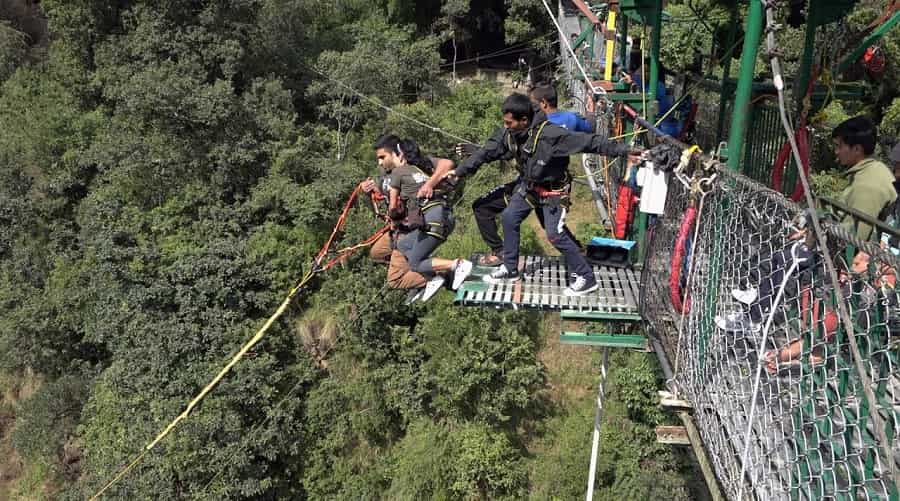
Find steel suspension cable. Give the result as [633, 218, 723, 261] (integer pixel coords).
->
[539, 0, 608, 105]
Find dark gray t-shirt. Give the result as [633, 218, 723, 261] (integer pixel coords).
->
[390, 164, 431, 212]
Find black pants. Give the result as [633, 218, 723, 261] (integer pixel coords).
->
[502, 186, 594, 279]
[749, 241, 813, 324]
[472, 180, 582, 255]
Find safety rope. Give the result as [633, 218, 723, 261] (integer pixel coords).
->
[89, 186, 388, 500]
[671, 146, 713, 378]
[195, 281, 392, 497]
[737, 244, 804, 495]
[669, 206, 697, 315]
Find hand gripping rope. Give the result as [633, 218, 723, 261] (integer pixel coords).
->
[89, 186, 388, 500]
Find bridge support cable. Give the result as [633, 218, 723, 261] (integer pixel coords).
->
[585, 348, 609, 501]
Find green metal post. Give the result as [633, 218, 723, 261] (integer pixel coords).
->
[836, 11, 900, 73]
[619, 15, 629, 78]
[573, 25, 594, 53]
[585, 17, 596, 67]
[726, 0, 764, 172]
[636, 2, 662, 264]
[715, 9, 738, 145]
[794, 3, 819, 110]
[647, 5, 661, 111]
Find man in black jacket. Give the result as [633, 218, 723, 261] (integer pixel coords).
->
[447, 93, 641, 296]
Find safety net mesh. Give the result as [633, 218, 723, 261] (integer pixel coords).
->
[640, 165, 900, 500]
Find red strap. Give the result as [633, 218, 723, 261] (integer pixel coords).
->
[532, 186, 564, 198]
[320, 224, 391, 271]
[670, 206, 697, 314]
[770, 127, 809, 202]
[613, 185, 635, 239]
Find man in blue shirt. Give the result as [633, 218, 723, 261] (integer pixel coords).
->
[530, 84, 594, 132]
[622, 62, 681, 137]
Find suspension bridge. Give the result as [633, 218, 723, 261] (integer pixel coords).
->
[87, 1, 900, 499]
[460, 1, 900, 500]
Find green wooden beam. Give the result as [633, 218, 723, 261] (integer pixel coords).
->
[559, 332, 648, 349]
[560, 310, 641, 322]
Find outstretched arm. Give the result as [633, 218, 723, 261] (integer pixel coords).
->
[551, 130, 637, 158]
[418, 158, 455, 199]
[453, 128, 509, 178]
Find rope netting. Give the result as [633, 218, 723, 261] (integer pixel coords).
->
[641, 166, 900, 500]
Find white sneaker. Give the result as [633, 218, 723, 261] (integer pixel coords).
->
[483, 264, 520, 285]
[452, 259, 474, 290]
[421, 275, 446, 302]
[563, 275, 599, 297]
[731, 287, 758, 305]
[714, 311, 761, 333]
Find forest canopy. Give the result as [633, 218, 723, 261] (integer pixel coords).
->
[2, 0, 895, 499]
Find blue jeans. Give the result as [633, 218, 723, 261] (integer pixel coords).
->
[501, 187, 593, 280]
[396, 204, 454, 275]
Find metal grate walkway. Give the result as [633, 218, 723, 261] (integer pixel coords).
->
[454, 255, 641, 317]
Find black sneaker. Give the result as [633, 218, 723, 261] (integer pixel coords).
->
[482, 264, 520, 284]
[564, 274, 599, 296]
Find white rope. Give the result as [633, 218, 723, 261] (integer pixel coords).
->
[539, 0, 607, 103]
[672, 189, 708, 381]
[736, 247, 802, 500]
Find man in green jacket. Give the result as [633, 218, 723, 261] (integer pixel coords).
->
[832, 116, 897, 240]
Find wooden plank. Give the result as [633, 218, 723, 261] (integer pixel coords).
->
[611, 267, 626, 312]
[625, 268, 642, 314]
[473, 278, 486, 303]
[656, 426, 691, 445]
[593, 265, 609, 312]
[556, 256, 567, 309]
[555, 255, 564, 308]
[612, 267, 626, 312]
[489, 281, 500, 305]
[557, 256, 568, 309]
[453, 255, 647, 314]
